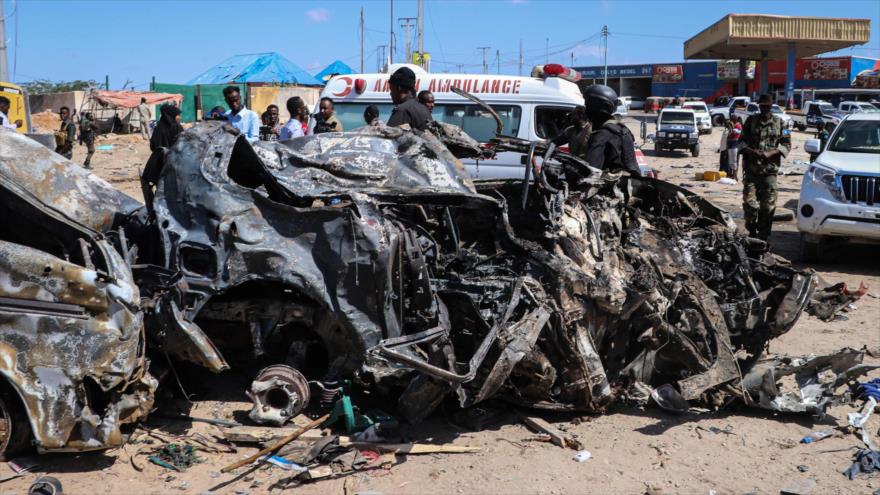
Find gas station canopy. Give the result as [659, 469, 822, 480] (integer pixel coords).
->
[684, 14, 871, 60]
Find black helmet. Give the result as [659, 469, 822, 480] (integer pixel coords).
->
[583, 84, 618, 116]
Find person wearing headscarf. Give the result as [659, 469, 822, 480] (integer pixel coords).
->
[150, 104, 183, 151]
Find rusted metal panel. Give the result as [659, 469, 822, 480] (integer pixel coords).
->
[0, 129, 142, 233]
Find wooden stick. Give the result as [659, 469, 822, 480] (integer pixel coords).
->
[517, 412, 583, 451]
[220, 413, 329, 473]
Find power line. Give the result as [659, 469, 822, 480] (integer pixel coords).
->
[477, 46, 491, 74]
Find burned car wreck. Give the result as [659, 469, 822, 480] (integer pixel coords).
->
[0, 116, 866, 457]
[134, 121, 820, 421]
[0, 131, 155, 456]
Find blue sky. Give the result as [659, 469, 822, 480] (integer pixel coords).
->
[4, 0, 879, 88]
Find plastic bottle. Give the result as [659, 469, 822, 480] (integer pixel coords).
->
[800, 428, 835, 444]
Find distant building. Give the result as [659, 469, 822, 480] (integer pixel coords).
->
[574, 55, 879, 103]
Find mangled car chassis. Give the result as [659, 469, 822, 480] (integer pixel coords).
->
[0, 118, 872, 456]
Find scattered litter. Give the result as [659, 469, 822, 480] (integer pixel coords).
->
[857, 378, 880, 401]
[518, 412, 583, 450]
[695, 425, 737, 438]
[717, 177, 737, 185]
[773, 211, 795, 222]
[779, 477, 816, 495]
[148, 443, 202, 472]
[779, 160, 810, 176]
[7, 458, 39, 474]
[96, 144, 114, 151]
[843, 449, 880, 479]
[807, 282, 869, 322]
[651, 384, 689, 414]
[797, 465, 809, 472]
[698, 170, 727, 181]
[261, 455, 306, 472]
[572, 450, 592, 462]
[27, 476, 63, 495]
[801, 429, 835, 444]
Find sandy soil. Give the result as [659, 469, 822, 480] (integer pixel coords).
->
[3, 119, 878, 495]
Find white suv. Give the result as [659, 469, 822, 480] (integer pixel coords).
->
[797, 113, 880, 260]
[682, 101, 712, 134]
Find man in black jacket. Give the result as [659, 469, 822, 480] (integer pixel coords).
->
[387, 67, 430, 131]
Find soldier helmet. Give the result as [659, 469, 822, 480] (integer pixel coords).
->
[757, 94, 773, 105]
[582, 84, 618, 117]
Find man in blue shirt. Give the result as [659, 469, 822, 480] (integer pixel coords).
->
[223, 86, 259, 143]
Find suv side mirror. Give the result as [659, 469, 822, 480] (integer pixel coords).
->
[804, 138, 821, 154]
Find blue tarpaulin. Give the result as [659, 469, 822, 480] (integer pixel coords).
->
[314, 60, 354, 82]
[187, 52, 323, 86]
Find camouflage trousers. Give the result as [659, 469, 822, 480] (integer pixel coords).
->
[742, 173, 778, 241]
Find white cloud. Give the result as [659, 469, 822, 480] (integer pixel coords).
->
[571, 43, 602, 60]
[305, 8, 329, 22]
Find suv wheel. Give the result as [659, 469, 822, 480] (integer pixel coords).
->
[654, 142, 662, 155]
[795, 123, 806, 132]
[691, 143, 700, 157]
[712, 114, 725, 126]
[800, 233, 827, 262]
[0, 385, 31, 461]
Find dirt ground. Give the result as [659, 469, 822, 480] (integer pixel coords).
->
[3, 117, 878, 495]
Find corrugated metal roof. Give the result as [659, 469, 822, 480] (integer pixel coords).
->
[186, 52, 323, 86]
[685, 15, 871, 60]
[314, 60, 354, 82]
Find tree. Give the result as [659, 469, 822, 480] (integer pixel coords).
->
[20, 79, 98, 94]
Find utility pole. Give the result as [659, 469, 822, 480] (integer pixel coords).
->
[456, 64, 465, 73]
[399, 17, 417, 63]
[0, 1, 9, 82]
[571, 52, 574, 67]
[360, 7, 365, 73]
[602, 25, 609, 85]
[545, 38, 549, 64]
[378, 45, 387, 72]
[389, 0, 394, 65]
[518, 39, 523, 76]
[496, 50, 500, 74]
[417, 0, 423, 58]
[478, 46, 491, 75]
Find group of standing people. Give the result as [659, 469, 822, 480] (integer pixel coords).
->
[221, 67, 438, 145]
[51, 97, 183, 169]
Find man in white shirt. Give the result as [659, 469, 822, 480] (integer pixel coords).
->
[280, 96, 308, 141]
[222, 86, 259, 143]
[0, 96, 22, 131]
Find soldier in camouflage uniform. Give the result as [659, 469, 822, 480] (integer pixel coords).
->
[551, 106, 592, 159]
[739, 94, 791, 242]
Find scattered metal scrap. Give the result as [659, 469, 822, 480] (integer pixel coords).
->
[0, 115, 868, 460]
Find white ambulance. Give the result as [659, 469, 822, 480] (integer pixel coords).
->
[319, 63, 585, 179]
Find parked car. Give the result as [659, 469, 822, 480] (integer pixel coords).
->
[838, 101, 880, 115]
[709, 96, 750, 126]
[628, 96, 645, 110]
[797, 113, 880, 260]
[682, 101, 712, 134]
[790, 100, 842, 132]
[614, 98, 628, 118]
[654, 108, 700, 157]
[733, 103, 793, 128]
